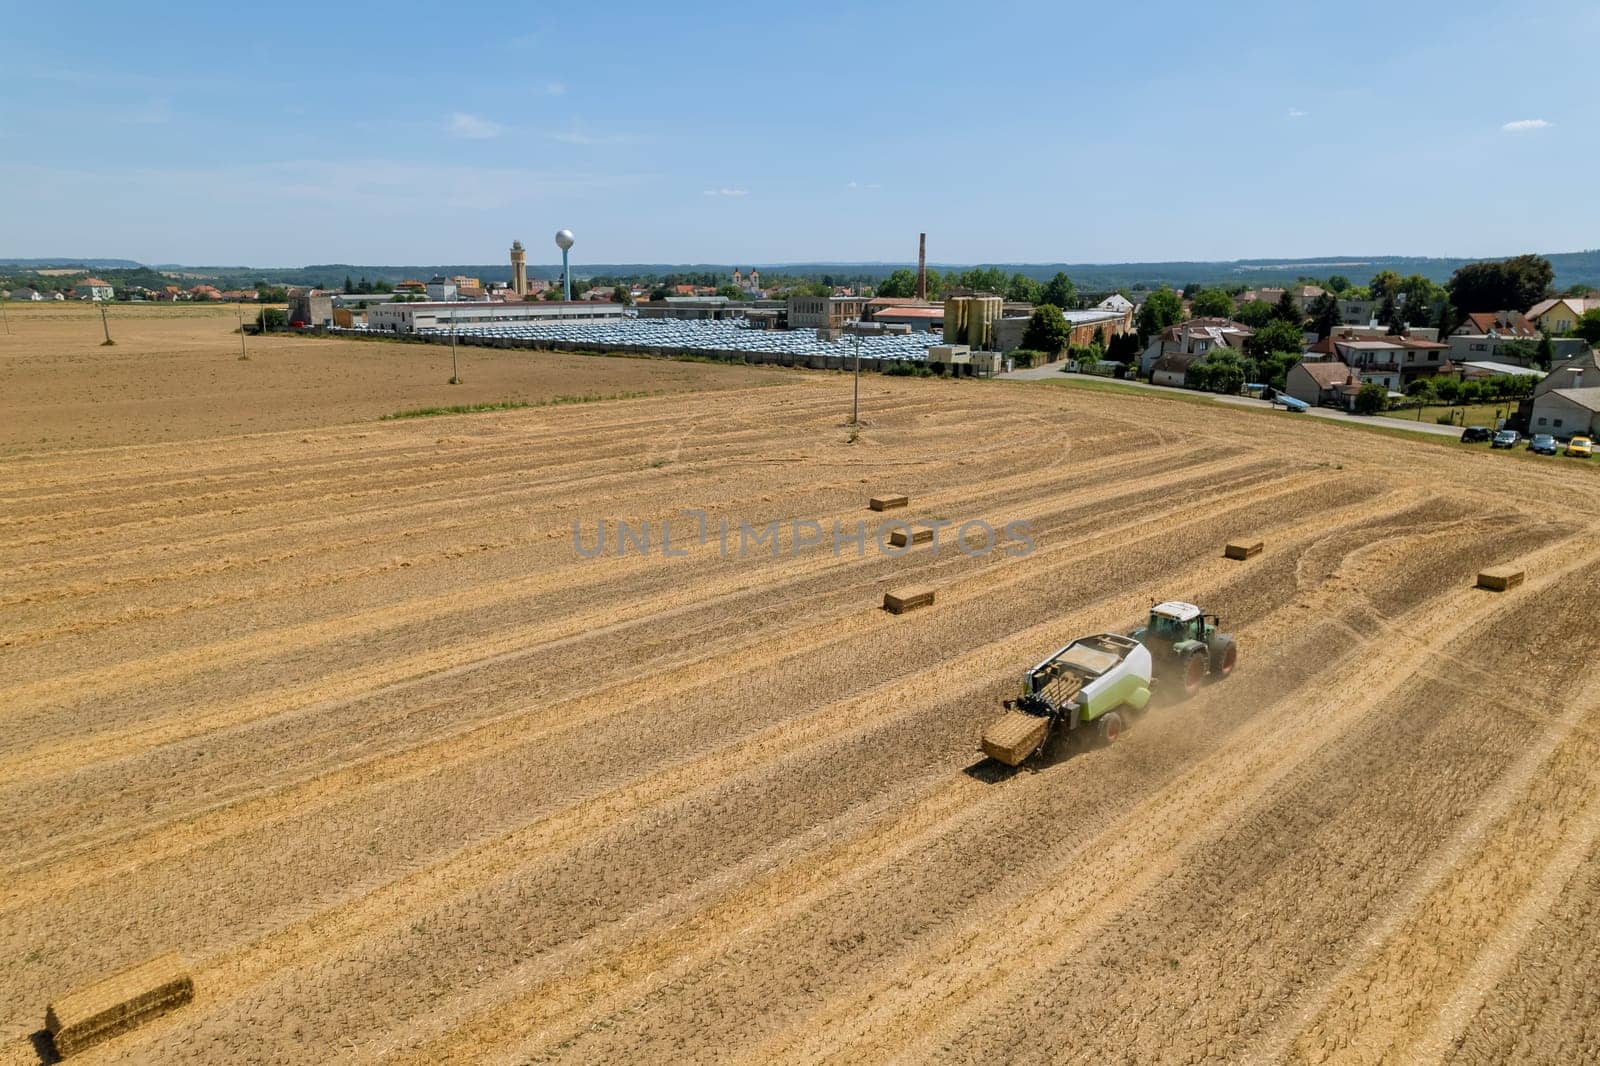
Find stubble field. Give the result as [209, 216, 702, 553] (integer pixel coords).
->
[3, 306, 1599, 1064]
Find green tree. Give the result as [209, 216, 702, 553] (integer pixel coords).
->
[1369, 270, 1402, 302]
[1570, 308, 1600, 344]
[1005, 273, 1042, 304]
[1379, 294, 1400, 333]
[1244, 319, 1305, 361]
[1233, 299, 1276, 328]
[611, 285, 633, 306]
[717, 284, 744, 300]
[1020, 304, 1072, 356]
[1040, 272, 1078, 309]
[1273, 290, 1303, 325]
[1190, 288, 1234, 318]
[1307, 291, 1341, 339]
[874, 269, 917, 298]
[1432, 375, 1462, 404]
[1325, 275, 1351, 294]
[1354, 382, 1388, 415]
[1398, 274, 1445, 327]
[1200, 349, 1247, 395]
[1446, 255, 1554, 313]
[1435, 300, 1458, 339]
[958, 267, 1008, 293]
[343, 274, 354, 293]
[1135, 286, 1182, 342]
[1535, 333, 1555, 371]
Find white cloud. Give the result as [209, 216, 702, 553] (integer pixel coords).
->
[846, 180, 881, 190]
[539, 81, 567, 96]
[703, 187, 748, 197]
[448, 112, 502, 139]
[1501, 118, 1552, 132]
[1287, 108, 1307, 118]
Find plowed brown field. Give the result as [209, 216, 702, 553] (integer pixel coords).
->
[4, 308, 1600, 1064]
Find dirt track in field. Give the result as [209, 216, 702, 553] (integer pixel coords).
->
[4, 312, 1600, 1064]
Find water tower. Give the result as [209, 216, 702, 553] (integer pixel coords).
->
[555, 229, 575, 301]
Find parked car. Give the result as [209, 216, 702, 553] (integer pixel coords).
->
[1491, 429, 1520, 449]
[1567, 436, 1593, 458]
[1460, 426, 1492, 443]
[1530, 434, 1559, 455]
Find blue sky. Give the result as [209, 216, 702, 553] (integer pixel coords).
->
[1, 0, 1594, 267]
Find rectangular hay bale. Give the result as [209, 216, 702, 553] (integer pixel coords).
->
[888, 524, 935, 548]
[46, 953, 193, 1058]
[982, 711, 1051, 766]
[1224, 540, 1264, 560]
[1476, 566, 1525, 592]
[869, 494, 909, 511]
[883, 585, 936, 614]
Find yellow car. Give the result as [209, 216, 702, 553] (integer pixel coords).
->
[1567, 436, 1593, 458]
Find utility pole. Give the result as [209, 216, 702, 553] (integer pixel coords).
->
[449, 315, 461, 384]
[98, 300, 114, 345]
[852, 332, 861, 427]
[0, 299, 9, 335]
[237, 301, 249, 360]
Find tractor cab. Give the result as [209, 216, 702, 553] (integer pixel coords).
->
[1141, 601, 1208, 646]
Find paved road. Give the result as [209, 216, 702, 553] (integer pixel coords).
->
[996, 366, 1465, 439]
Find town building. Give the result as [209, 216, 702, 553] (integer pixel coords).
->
[1526, 296, 1600, 335]
[287, 290, 335, 327]
[1445, 311, 1586, 366]
[870, 305, 944, 332]
[993, 307, 1131, 357]
[78, 277, 114, 301]
[425, 276, 458, 302]
[1525, 350, 1600, 437]
[365, 300, 626, 334]
[1285, 360, 1360, 408]
[787, 295, 868, 330]
[1138, 318, 1254, 376]
[1303, 330, 1450, 386]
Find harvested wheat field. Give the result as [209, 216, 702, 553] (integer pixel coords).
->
[4, 311, 1600, 1064]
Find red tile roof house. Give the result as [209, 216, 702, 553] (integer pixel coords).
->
[1138, 317, 1254, 376]
[1304, 330, 1450, 387]
[1285, 360, 1360, 409]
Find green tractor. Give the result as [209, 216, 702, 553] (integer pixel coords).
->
[1129, 600, 1237, 698]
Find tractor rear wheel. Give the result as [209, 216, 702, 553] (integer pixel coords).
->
[1181, 651, 1207, 698]
[1097, 710, 1125, 745]
[1209, 634, 1238, 679]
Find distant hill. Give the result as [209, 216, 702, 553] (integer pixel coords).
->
[0, 258, 145, 270]
[8, 251, 1599, 292]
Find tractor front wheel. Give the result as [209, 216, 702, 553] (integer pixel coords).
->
[1097, 710, 1125, 745]
[1182, 651, 1207, 699]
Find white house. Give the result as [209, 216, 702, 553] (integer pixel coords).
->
[78, 277, 115, 301]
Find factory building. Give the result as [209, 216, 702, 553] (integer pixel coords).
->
[366, 300, 626, 334]
[992, 308, 1131, 356]
[788, 296, 868, 330]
